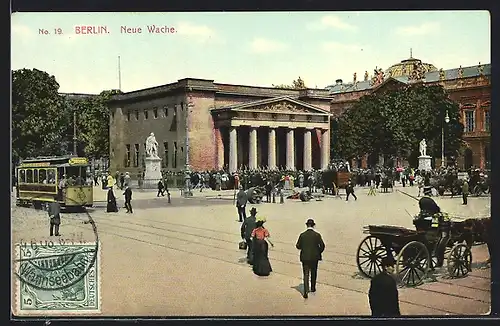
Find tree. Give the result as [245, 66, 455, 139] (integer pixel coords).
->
[272, 76, 306, 89]
[333, 84, 463, 166]
[12, 68, 72, 164]
[71, 89, 121, 158]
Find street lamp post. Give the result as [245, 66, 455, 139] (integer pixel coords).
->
[441, 110, 450, 168]
[183, 96, 194, 197]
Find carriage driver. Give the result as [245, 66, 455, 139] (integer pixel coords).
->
[414, 197, 451, 268]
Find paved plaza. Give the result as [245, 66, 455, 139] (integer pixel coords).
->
[11, 185, 491, 316]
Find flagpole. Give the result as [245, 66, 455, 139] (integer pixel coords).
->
[118, 56, 122, 91]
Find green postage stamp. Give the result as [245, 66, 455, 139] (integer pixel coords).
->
[13, 241, 100, 315]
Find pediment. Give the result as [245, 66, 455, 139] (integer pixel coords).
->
[213, 96, 330, 115]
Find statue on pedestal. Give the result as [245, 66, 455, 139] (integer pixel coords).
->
[439, 68, 445, 81]
[146, 132, 159, 158]
[364, 71, 369, 81]
[419, 139, 427, 157]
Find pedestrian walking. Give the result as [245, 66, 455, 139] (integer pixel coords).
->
[120, 172, 125, 190]
[157, 180, 166, 197]
[241, 207, 257, 264]
[106, 186, 119, 212]
[251, 216, 273, 276]
[295, 219, 325, 298]
[123, 185, 133, 213]
[236, 187, 248, 222]
[124, 172, 131, 188]
[462, 180, 469, 205]
[368, 257, 401, 317]
[346, 180, 357, 201]
[47, 201, 61, 236]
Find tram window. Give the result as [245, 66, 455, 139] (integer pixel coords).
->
[19, 170, 26, 183]
[26, 170, 33, 183]
[66, 166, 88, 185]
[47, 169, 56, 184]
[39, 169, 47, 184]
[33, 169, 39, 183]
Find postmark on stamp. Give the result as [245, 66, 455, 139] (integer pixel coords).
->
[14, 241, 100, 314]
[12, 198, 101, 315]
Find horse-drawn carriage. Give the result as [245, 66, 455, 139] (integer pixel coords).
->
[322, 166, 351, 195]
[246, 186, 264, 204]
[356, 217, 478, 287]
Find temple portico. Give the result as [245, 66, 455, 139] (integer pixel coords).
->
[211, 96, 331, 173]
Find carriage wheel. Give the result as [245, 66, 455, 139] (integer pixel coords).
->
[447, 244, 472, 278]
[356, 236, 391, 278]
[396, 241, 430, 287]
[473, 185, 483, 197]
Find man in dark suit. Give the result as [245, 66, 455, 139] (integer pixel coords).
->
[241, 207, 257, 264]
[47, 201, 61, 236]
[236, 188, 248, 222]
[123, 186, 133, 213]
[296, 219, 326, 298]
[368, 257, 401, 317]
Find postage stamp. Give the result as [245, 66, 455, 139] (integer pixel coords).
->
[13, 241, 100, 315]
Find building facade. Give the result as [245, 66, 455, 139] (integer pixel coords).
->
[107, 57, 491, 174]
[107, 79, 333, 175]
[327, 57, 491, 170]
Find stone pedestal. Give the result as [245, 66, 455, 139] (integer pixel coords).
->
[143, 157, 162, 188]
[418, 155, 432, 171]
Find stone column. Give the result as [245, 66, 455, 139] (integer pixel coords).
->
[286, 128, 295, 170]
[268, 127, 277, 170]
[303, 128, 312, 171]
[215, 128, 224, 170]
[229, 127, 238, 173]
[249, 127, 258, 170]
[321, 129, 330, 170]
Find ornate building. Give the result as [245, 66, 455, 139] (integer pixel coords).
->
[107, 56, 490, 174]
[327, 56, 491, 170]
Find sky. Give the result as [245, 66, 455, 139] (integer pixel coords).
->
[11, 11, 490, 94]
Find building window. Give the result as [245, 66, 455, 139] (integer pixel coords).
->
[126, 111, 130, 121]
[125, 144, 131, 167]
[173, 142, 178, 169]
[464, 110, 475, 132]
[484, 111, 490, 132]
[163, 105, 168, 117]
[153, 107, 158, 119]
[135, 110, 139, 120]
[163, 142, 169, 168]
[144, 109, 149, 120]
[134, 144, 139, 167]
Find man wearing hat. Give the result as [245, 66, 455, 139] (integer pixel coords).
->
[236, 187, 248, 222]
[296, 219, 326, 298]
[241, 207, 258, 264]
[368, 257, 400, 317]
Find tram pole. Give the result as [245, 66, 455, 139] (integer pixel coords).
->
[73, 109, 77, 155]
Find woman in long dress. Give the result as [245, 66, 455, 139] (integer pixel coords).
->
[251, 217, 273, 276]
[106, 187, 118, 212]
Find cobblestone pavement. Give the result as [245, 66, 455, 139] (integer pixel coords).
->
[11, 185, 491, 316]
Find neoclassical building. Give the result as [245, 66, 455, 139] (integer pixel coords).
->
[107, 80, 333, 174]
[107, 56, 491, 174]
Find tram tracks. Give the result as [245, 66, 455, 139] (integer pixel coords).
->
[76, 215, 490, 313]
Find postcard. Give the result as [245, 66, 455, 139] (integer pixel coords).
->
[11, 11, 491, 317]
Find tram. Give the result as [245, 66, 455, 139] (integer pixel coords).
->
[15, 156, 93, 208]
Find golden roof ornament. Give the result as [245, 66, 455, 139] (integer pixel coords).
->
[439, 68, 445, 81]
